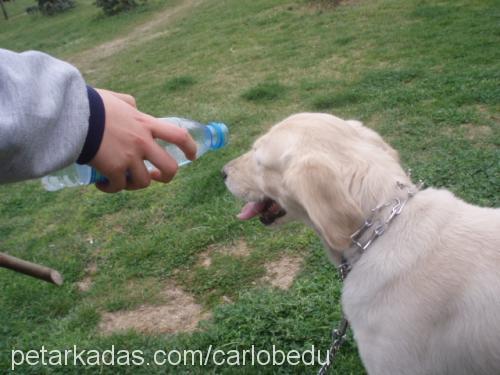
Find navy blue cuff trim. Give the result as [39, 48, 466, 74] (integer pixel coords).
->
[77, 86, 105, 164]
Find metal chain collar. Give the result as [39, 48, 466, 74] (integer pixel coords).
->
[350, 181, 423, 253]
[317, 180, 423, 375]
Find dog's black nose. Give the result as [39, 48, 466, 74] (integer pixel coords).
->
[221, 168, 227, 180]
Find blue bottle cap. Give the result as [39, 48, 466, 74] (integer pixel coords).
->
[207, 122, 229, 150]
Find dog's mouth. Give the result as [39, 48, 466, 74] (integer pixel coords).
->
[237, 198, 287, 226]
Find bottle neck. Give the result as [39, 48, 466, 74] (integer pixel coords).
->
[207, 122, 228, 150]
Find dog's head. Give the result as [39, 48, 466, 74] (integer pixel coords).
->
[223, 113, 407, 260]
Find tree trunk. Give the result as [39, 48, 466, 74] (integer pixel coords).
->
[0, 0, 8, 20]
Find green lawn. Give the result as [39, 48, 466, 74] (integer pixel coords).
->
[0, 0, 499, 373]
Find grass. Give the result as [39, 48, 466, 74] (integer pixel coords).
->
[242, 82, 287, 102]
[0, 0, 499, 373]
[164, 75, 196, 92]
[0, 0, 175, 58]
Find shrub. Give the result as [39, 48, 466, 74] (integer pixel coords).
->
[94, 0, 145, 16]
[37, 0, 74, 15]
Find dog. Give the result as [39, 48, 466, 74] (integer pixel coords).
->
[222, 113, 500, 375]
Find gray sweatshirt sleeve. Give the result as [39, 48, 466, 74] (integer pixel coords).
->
[0, 49, 91, 183]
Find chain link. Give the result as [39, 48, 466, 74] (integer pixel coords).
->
[317, 318, 349, 375]
[351, 181, 423, 252]
[317, 262, 351, 375]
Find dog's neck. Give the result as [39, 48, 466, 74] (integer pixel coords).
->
[332, 179, 422, 269]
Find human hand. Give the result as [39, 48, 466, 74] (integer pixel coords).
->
[89, 89, 197, 193]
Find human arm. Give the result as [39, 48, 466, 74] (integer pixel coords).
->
[0, 48, 89, 183]
[0, 49, 196, 190]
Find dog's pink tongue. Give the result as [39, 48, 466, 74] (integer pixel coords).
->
[237, 202, 266, 220]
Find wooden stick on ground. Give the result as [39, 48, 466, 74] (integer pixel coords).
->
[0, 252, 63, 286]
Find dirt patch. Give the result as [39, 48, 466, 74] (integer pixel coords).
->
[221, 295, 233, 304]
[460, 124, 492, 140]
[197, 239, 252, 268]
[441, 124, 493, 144]
[76, 262, 98, 292]
[76, 276, 93, 292]
[476, 105, 500, 121]
[99, 283, 211, 335]
[261, 255, 303, 290]
[69, 0, 203, 72]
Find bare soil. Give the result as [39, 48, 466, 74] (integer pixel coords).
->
[99, 282, 211, 335]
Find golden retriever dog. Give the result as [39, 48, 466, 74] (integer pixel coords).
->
[222, 113, 500, 375]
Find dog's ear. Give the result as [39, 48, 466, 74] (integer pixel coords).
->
[284, 157, 363, 252]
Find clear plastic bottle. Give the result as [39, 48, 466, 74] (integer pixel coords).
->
[41, 117, 229, 191]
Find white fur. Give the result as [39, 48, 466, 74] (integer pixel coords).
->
[224, 113, 500, 374]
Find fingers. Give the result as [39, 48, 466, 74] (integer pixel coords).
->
[145, 142, 179, 183]
[126, 160, 151, 190]
[95, 162, 150, 192]
[87, 93, 193, 193]
[145, 116, 197, 161]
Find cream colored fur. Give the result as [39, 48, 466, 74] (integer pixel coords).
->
[223, 113, 500, 375]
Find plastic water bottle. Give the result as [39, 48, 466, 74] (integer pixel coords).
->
[41, 117, 229, 191]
